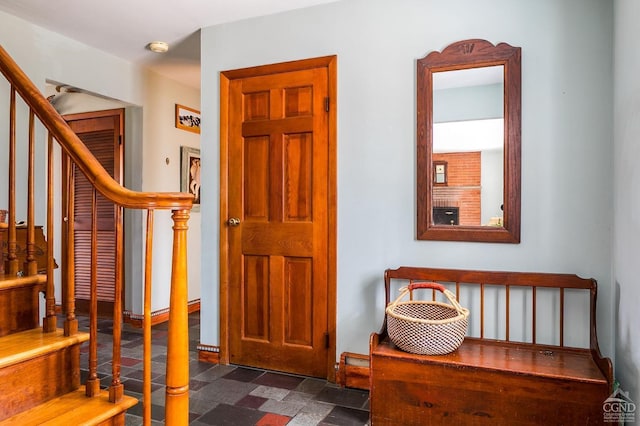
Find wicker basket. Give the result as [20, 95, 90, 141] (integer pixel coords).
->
[386, 281, 469, 355]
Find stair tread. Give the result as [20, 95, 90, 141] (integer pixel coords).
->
[0, 328, 89, 369]
[0, 387, 138, 426]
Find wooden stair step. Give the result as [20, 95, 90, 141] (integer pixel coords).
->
[0, 275, 47, 337]
[0, 328, 89, 369]
[0, 328, 91, 420]
[0, 387, 139, 426]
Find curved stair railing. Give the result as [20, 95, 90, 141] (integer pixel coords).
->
[0, 45, 192, 425]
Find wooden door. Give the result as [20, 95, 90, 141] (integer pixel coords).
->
[221, 57, 337, 379]
[63, 109, 123, 316]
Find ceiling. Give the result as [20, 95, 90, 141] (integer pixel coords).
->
[0, 0, 340, 89]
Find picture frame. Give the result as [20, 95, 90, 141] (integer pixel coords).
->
[433, 161, 448, 186]
[175, 104, 201, 134]
[181, 146, 201, 212]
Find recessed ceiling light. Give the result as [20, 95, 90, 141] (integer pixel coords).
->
[148, 41, 169, 53]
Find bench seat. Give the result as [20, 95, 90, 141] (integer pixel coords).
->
[369, 267, 613, 426]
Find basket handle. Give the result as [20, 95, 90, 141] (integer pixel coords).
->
[399, 281, 466, 316]
[408, 281, 446, 293]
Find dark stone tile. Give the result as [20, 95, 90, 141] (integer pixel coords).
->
[189, 412, 201, 423]
[122, 378, 163, 394]
[121, 330, 144, 341]
[235, 394, 268, 409]
[152, 322, 169, 331]
[122, 339, 144, 349]
[321, 406, 369, 426]
[152, 330, 168, 339]
[253, 372, 304, 390]
[315, 387, 369, 410]
[189, 379, 209, 392]
[192, 364, 237, 382]
[126, 401, 165, 422]
[121, 356, 142, 367]
[126, 369, 163, 382]
[190, 360, 218, 376]
[295, 378, 328, 395]
[222, 367, 264, 383]
[198, 403, 265, 425]
[152, 354, 167, 363]
[192, 378, 258, 405]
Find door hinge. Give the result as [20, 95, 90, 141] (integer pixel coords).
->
[325, 332, 330, 349]
[118, 135, 123, 145]
[324, 97, 330, 112]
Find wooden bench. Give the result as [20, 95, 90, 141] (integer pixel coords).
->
[369, 267, 613, 425]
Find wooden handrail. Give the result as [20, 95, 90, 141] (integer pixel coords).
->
[0, 45, 193, 210]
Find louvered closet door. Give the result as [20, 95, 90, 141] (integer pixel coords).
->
[65, 109, 123, 316]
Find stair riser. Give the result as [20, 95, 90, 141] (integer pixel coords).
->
[0, 344, 82, 421]
[97, 412, 126, 426]
[0, 285, 40, 338]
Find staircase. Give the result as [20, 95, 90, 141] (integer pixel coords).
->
[0, 45, 193, 425]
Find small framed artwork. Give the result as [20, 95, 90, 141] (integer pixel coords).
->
[433, 161, 448, 185]
[181, 146, 201, 211]
[175, 104, 201, 134]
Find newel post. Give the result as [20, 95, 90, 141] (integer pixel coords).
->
[165, 209, 190, 425]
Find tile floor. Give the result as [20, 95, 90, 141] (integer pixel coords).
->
[77, 312, 370, 425]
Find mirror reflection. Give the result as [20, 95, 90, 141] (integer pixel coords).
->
[432, 66, 504, 227]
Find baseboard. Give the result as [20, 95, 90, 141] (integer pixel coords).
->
[197, 344, 220, 364]
[123, 299, 201, 328]
[336, 352, 370, 390]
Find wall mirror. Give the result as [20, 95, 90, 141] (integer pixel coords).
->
[417, 39, 521, 243]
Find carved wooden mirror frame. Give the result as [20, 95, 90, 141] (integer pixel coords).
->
[417, 39, 521, 243]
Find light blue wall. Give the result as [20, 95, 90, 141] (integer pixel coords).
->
[434, 83, 503, 123]
[200, 0, 614, 360]
[613, 0, 640, 403]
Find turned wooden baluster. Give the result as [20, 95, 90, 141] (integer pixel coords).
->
[141, 209, 155, 425]
[24, 110, 37, 276]
[86, 188, 100, 396]
[64, 156, 78, 336]
[6, 87, 17, 275]
[43, 133, 57, 332]
[109, 205, 124, 403]
[164, 209, 190, 425]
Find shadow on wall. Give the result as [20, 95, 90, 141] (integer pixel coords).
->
[615, 281, 639, 404]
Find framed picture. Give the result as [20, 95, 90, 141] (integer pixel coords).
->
[433, 161, 448, 186]
[181, 146, 201, 211]
[175, 104, 201, 134]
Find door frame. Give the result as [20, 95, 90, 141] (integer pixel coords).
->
[219, 56, 337, 381]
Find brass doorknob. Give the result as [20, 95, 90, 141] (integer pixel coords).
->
[227, 218, 240, 227]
